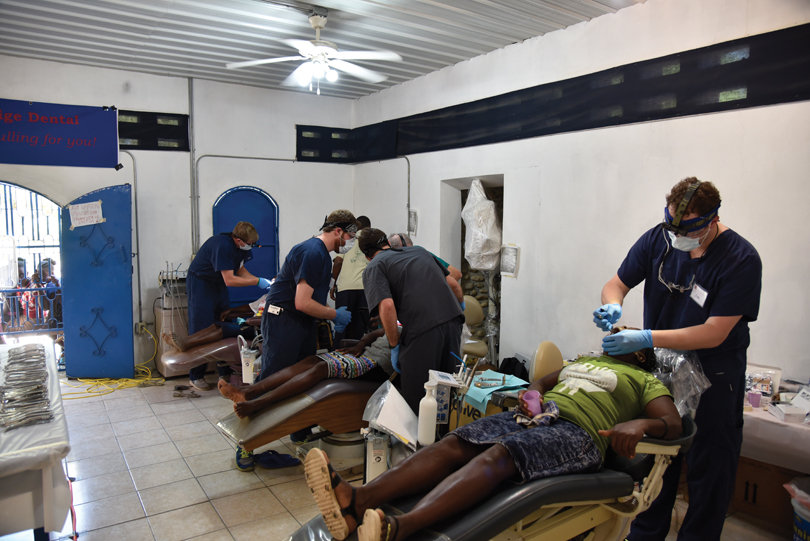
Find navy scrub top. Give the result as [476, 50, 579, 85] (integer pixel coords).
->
[266, 237, 332, 314]
[617, 225, 762, 367]
[188, 233, 252, 283]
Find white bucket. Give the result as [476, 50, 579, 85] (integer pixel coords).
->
[793, 498, 810, 541]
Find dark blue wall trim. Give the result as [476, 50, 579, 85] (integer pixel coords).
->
[296, 23, 810, 163]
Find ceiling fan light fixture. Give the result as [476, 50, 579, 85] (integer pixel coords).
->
[312, 61, 327, 79]
[326, 68, 338, 82]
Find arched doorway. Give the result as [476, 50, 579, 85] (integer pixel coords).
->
[0, 182, 62, 339]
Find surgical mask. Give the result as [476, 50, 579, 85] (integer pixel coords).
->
[239, 243, 252, 251]
[667, 229, 708, 252]
[339, 238, 355, 254]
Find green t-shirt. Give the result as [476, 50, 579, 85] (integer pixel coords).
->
[545, 355, 672, 457]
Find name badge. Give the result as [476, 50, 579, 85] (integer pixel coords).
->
[690, 284, 708, 308]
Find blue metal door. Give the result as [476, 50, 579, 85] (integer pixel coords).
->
[212, 186, 279, 306]
[61, 185, 133, 378]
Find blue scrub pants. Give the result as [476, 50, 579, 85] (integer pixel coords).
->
[187, 273, 231, 382]
[627, 359, 745, 541]
[259, 302, 317, 381]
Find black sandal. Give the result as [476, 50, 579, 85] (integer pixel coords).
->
[328, 462, 360, 524]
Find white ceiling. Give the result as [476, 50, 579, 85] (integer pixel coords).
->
[0, 0, 645, 100]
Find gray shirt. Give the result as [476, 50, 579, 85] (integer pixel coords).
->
[363, 246, 463, 342]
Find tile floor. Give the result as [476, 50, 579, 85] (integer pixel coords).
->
[0, 374, 795, 541]
[4, 373, 327, 541]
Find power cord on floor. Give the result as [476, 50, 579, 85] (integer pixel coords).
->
[61, 326, 165, 400]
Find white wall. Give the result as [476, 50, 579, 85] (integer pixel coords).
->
[353, 0, 810, 380]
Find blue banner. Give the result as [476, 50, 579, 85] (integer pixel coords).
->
[0, 98, 118, 168]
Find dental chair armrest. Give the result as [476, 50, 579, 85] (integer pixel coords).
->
[490, 390, 524, 409]
[246, 316, 262, 326]
[636, 414, 696, 454]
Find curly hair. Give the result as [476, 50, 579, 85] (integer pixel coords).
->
[610, 326, 658, 373]
[665, 177, 721, 217]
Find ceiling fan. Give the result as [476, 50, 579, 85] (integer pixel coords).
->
[226, 9, 402, 93]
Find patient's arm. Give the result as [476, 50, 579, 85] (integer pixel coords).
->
[337, 328, 386, 356]
[598, 396, 683, 458]
[517, 369, 562, 416]
[219, 303, 255, 321]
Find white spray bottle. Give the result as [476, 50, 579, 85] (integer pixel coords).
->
[238, 335, 258, 385]
[418, 381, 438, 446]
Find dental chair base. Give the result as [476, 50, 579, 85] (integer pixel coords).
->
[216, 379, 381, 452]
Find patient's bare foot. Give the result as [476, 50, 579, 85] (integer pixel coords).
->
[218, 379, 247, 402]
[233, 400, 261, 418]
[162, 332, 188, 351]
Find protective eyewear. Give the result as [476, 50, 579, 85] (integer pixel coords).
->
[238, 238, 259, 248]
[319, 216, 358, 235]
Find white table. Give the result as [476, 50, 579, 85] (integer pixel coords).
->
[741, 407, 810, 474]
[0, 343, 72, 537]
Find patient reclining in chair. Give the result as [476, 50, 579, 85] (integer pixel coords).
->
[304, 326, 683, 541]
[218, 327, 397, 417]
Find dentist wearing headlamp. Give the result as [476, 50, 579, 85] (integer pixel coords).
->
[593, 178, 762, 541]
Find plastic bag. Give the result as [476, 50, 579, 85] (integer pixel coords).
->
[362, 381, 418, 450]
[461, 179, 502, 271]
[653, 348, 712, 416]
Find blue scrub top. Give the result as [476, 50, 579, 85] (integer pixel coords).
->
[188, 233, 252, 283]
[618, 225, 762, 366]
[267, 237, 331, 312]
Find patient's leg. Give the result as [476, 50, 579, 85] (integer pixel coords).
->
[218, 356, 327, 417]
[322, 435, 494, 535]
[385, 443, 518, 540]
[163, 324, 224, 351]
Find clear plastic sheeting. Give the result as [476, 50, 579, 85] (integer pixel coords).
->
[461, 179, 502, 271]
[363, 381, 418, 451]
[652, 348, 712, 416]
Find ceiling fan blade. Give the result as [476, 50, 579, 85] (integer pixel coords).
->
[332, 50, 402, 62]
[281, 39, 316, 55]
[226, 56, 303, 69]
[330, 59, 387, 83]
[281, 63, 313, 87]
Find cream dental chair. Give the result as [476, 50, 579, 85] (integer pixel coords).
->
[462, 295, 489, 360]
[287, 344, 697, 541]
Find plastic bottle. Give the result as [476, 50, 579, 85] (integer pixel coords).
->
[418, 381, 438, 446]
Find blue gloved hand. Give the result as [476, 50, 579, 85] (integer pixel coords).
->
[390, 344, 401, 374]
[593, 303, 622, 331]
[236, 317, 246, 325]
[257, 277, 272, 289]
[460, 301, 466, 312]
[332, 306, 352, 333]
[602, 329, 653, 356]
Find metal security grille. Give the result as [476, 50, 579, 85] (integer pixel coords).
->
[0, 182, 63, 336]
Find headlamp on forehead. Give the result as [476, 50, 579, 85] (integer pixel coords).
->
[661, 180, 719, 236]
[319, 216, 358, 235]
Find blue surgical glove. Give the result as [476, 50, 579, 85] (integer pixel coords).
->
[332, 306, 352, 333]
[593, 303, 622, 331]
[602, 329, 653, 356]
[257, 277, 272, 289]
[460, 301, 466, 312]
[236, 317, 246, 325]
[390, 344, 401, 374]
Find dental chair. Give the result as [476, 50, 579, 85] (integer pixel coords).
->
[462, 295, 489, 360]
[287, 344, 698, 541]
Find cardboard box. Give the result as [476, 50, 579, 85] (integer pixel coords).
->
[732, 456, 802, 528]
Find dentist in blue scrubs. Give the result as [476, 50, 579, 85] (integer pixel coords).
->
[186, 221, 271, 390]
[593, 178, 762, 541]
